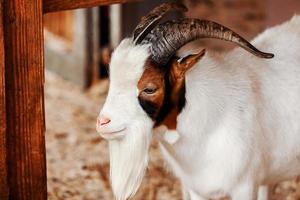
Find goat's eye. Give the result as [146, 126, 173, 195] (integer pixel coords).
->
[143, 87, 157, 95]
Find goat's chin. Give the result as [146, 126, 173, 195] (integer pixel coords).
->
[109, 124, 152, 200]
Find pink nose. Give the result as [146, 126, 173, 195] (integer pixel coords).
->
[97, 117, 111, 126]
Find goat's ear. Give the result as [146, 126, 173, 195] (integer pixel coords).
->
[170, 49, 205, 80]
[177, 49, 206, 73]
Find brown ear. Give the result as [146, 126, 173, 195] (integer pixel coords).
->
[177, 49, 206, 73]
[170, 49, 206, 81]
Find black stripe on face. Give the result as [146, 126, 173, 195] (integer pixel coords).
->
[138, 96, 159, 119]
[154, 79, 172, 125]
[177, 84, 186, 112]
[154, 73, 186, 126]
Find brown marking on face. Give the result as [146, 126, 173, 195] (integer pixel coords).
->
[160, 108, 178, 129]
[137, 49, 205, 129]
[161, 49, 206, 129]
[137, 59, 166, 119]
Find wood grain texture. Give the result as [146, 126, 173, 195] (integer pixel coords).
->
[4, 0, 47, 199]
[0, 0, 8, 199]
[44, 0, 139, 13]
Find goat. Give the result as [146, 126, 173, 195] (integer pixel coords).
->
[96, 2, 300, 200]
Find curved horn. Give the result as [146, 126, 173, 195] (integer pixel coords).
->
[133, 2, 187, 44]
[142, 18, 274, 65]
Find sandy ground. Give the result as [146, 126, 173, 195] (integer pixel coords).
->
[45, 71, 300, 200]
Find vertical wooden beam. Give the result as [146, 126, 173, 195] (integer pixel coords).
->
[0, 0, 8, 199]
[4, 0, 47, 199]
[85, 8, 99, 88]
[85, 8, 94, 88]
[109, 4, 121, 47]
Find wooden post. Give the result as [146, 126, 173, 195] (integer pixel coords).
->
[0, 0, 8, 199]
[3, 0, 47, 199]
[85, 8, 99, 88]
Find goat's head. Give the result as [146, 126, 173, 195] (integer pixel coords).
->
[96, 3, 274, 200]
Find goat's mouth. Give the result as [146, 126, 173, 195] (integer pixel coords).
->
[99, 128, 127, 140]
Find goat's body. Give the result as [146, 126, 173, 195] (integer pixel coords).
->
[159, 16, 300, 199]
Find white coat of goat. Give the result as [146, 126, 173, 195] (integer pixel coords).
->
[159, 15, 300, 200]
[96, 2, 300, 199]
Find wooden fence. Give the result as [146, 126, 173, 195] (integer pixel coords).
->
[0, 0, 136, 199]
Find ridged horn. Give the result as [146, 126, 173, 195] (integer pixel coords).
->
[142, 18, 274, 65]
[133, 2, 187, 44]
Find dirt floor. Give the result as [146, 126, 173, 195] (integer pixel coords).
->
[45, 71, 300, 200]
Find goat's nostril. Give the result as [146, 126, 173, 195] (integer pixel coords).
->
[98, 117, 111, 126]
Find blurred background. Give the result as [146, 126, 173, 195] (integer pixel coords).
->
[44, 0, 300, 199]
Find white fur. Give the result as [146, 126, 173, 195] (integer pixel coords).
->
[99, 16, 300, 200]
[159, 15, 300, 199]
[164, 129, 180, 144]
[98, 39, 154, 200]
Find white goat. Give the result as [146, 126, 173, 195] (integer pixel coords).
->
[96, 3, 300, 200]
[159, 15, 300, 200]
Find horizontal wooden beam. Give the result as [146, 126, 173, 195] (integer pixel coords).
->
[43, 0, 138, 13]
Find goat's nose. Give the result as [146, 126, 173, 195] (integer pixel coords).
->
[97, 116, 111, 126]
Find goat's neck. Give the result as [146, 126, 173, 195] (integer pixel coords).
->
[179, 53, 250, 139]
